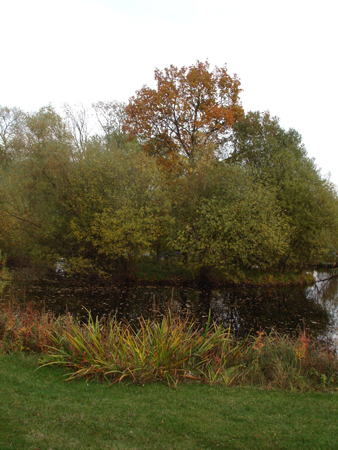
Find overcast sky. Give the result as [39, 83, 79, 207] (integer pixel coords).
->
[2, 0, 337, 185]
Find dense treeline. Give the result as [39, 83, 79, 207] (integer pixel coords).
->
[1, 62, 338, 282]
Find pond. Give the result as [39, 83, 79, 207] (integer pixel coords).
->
[4, 269, 338, 347]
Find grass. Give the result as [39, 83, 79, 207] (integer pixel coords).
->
[1, 353, 338, 449]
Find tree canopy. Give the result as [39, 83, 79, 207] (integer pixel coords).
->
[1, 62, 337, 282]
[124, 61, 243, 169]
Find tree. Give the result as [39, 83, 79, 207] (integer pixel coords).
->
[63, 102, 91, 152]
[0, 106, 75, 262]
[168, 162, 290, 276]
[67, 142, 170, 277]
[227, 111, 306, 168]
[0, 106, 25, 166]
[92, 100, 126, 149]
[229, 111, 338, 269]
[124, 61, 243, 168]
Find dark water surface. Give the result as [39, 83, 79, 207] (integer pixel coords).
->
[5, 270, 338, 346]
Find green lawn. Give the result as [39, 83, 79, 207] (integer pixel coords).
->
[1, 353, 338, 450]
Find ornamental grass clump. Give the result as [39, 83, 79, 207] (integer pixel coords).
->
[40, 311, 246, 386]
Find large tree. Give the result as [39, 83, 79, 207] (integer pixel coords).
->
[168, 161, 290, 276]
[0, 106, 25, 166]
[124, 61, 243, 168]
[229, 111, 338, 269]
[0, 106, 75, 262]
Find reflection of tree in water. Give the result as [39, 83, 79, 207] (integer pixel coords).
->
[306, 271, 338, 306]
[206, 287, 330, 339]
[7, 271, 333, 340]
[306, 271, 338, 344]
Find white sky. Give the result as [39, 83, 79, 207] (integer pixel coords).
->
[2, 0, 337, 185]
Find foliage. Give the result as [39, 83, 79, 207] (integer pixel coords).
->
[168, 162, 290, 274]
[1, 82, 338, 277]
[124, 61, 243, 169]
[228, 111, 338, 269]
[242, 330, 337, 390]
[41, 311, 337, 390]
[66, 141, 171, 277]
[0, 301, 56, 353]
[0, 105, 26, 166]
[0, 106, 76, 263]
[92, 100, 127, 149]
[227, 110, 306, 166]
[39, 310, 243, 386]
[1, 301, 337, 391]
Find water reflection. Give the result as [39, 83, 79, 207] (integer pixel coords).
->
[5, 270, 338, 343]
[306, 271, 338, 346]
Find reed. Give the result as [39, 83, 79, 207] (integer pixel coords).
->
[40, 310, 246, 386]
[0, 300, 337, 390]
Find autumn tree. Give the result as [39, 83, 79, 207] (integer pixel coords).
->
[124, 61, 243, 168]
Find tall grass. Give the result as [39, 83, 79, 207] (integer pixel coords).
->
[0, 299, 337, 390]
[0, 299, 59, 353]
[39, 310, 247, 386]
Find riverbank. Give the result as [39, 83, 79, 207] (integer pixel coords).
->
[1, 353, 338, 450]
[5, 258, 318, 289]
[130, 266, 316, 288]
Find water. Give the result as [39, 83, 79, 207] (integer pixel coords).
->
[4, 269, 338, 345]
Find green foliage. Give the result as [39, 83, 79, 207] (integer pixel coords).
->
[0, 103, 337, 278]
[39, 310, 243, 386]
[0, 106, 75, 262]
[34, 314, 338, 390]
[66, 141, 171, 276]
[166, 158, 290, 277]
[0, 105, 26, 166]
[229, 111, 338, 269]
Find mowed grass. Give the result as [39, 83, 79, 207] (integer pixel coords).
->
[1, 354, 338, 450]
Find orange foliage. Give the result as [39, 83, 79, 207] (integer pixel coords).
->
[124, 61, 244, 168]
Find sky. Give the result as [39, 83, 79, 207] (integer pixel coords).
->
[2, 0, 337, 185]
